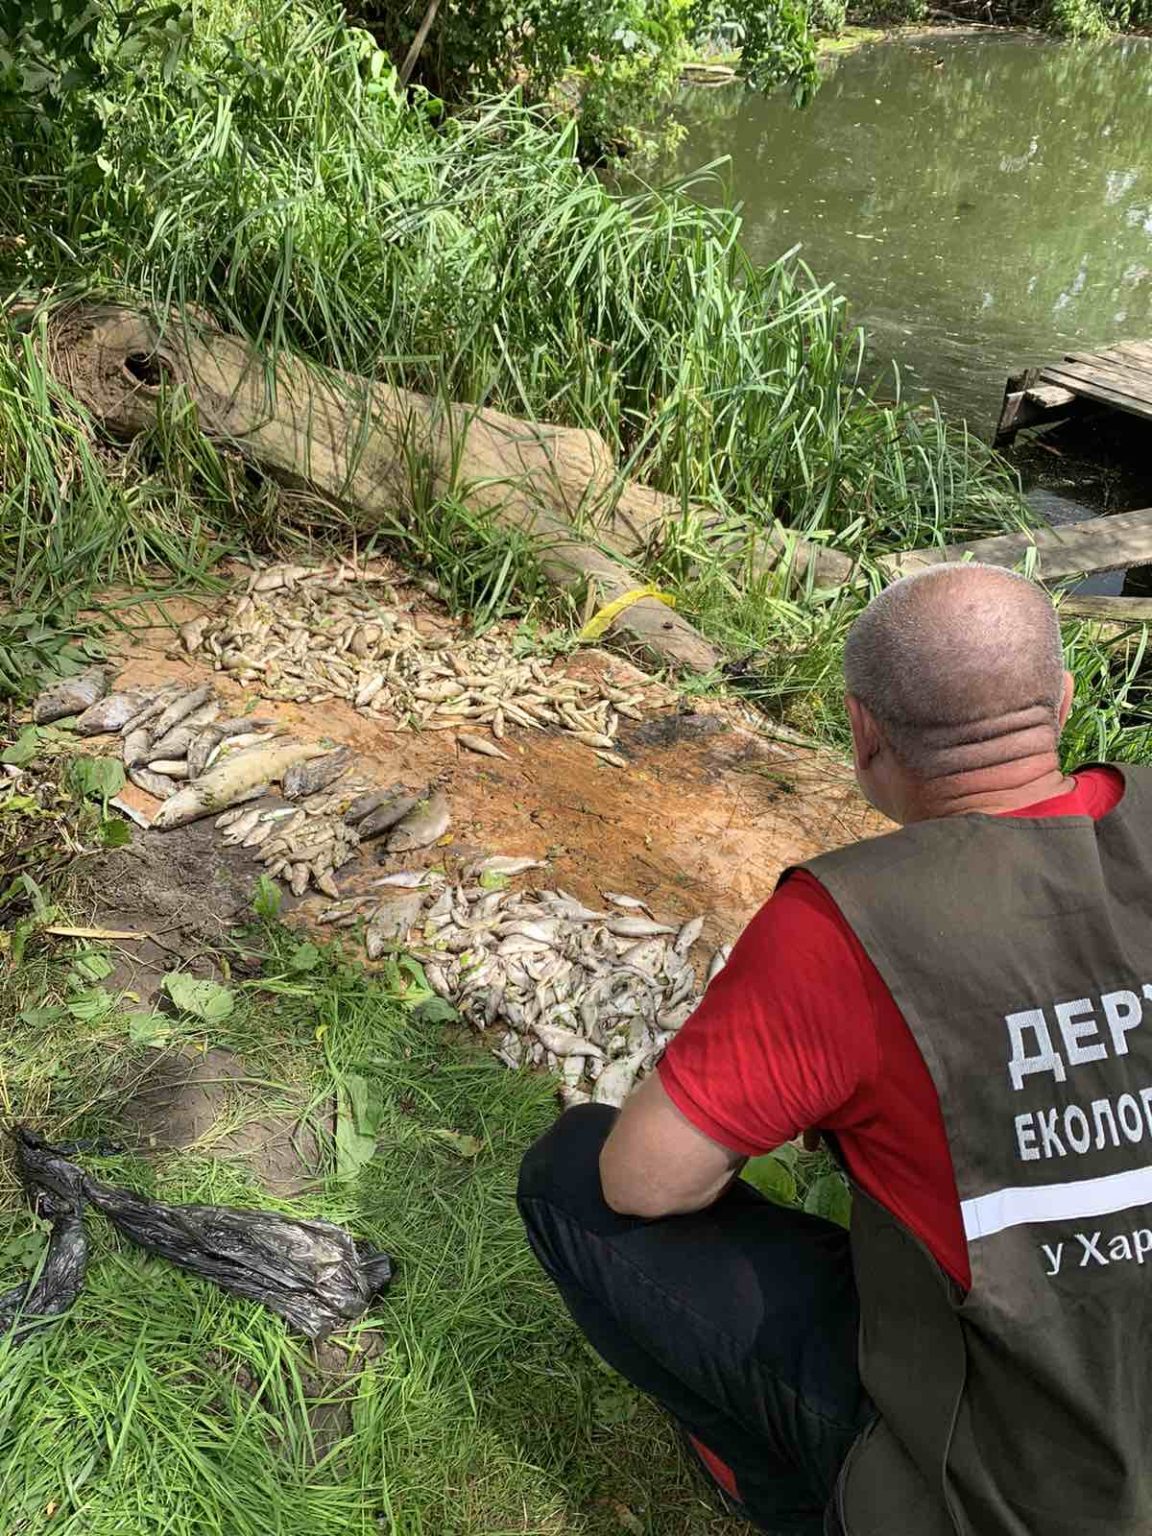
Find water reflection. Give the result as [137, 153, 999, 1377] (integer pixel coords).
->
[670, 34, 1152, 431]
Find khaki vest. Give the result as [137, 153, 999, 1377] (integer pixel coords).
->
[799, 766, 1152, 1535]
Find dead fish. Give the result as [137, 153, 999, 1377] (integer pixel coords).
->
[288, 863, 311, 898]
[592, 1047, 648, 1108]
[150, 682, 216, 741]
[359, 793, 420, 842]
[674, 915, 706, 954]
[128, 765, 177, 800]
[119, 684, 186, 736]
[354, 673, 386, 708]
[533, 1021, 605, 1060]
[75, 690, 150, 736]
[220, 806, 267, 843]
[150, 703, 220, 760]
[365, 894, 425, 956]
[457, 733, 508, 760]
[372, 870, 445, 889]
[471, 856, 544, 878]
[152, 741, 326, 829]
[179, 615, 210, 652]
[386, 791, 451, 853]
[595, 751, 628, 769]
[33, 667, 107, 724]
[605, 915, 676, 938]
[283, 749, 351, 800]
[344, 786, 397, 826]
[147, 759, 190, 779]
[602, 892, 650, 911]
[122, 728, 155, 771]
[706, 944, 732, 985]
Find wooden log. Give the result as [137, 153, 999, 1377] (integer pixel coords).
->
[39, 302, 723, 672]
[1057, 595, 1152, 624]
[885, 505, 1152, 582]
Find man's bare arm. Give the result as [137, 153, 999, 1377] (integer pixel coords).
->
[599, 1074, 746, 1218]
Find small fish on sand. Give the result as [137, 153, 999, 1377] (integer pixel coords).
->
[457, 733, 508, 760]
[75, 690, 150, 736]
[33, 668, 107, 725]
[386, 791, 451, 853]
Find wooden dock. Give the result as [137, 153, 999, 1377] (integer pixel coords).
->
[995, 341, 1152, 446]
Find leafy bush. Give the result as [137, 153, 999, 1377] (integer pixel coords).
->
[847, 0, 926, 23]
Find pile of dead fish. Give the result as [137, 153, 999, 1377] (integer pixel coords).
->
[178, 562, 652, 763]
[33, 668, 453, 898]
[320, 859, 730, 1105]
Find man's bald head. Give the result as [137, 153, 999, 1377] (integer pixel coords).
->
[843, 564, 1067, 780]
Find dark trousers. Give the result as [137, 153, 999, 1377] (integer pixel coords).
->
[517, 1105, 874, 1535]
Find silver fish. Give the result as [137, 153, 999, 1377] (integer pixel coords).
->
[386, 791, 451, 853]
[591, 1047, 648, 1108]
[75, 689, 150, 736]
[122, 727, 154, 770]
[471, 856, 544, 878]
[357, 792, 420, 841]
[605, 916, 676, 938]
[706, 944, 732, 985]
[283, 749, 351, 800]
[533, 1021, 605, 1059]
[33, 667, 107, 724]
[602, 892, 650, 911]
[128, 764, 177, 800]
[674, 915, 706, 954]
[150, 682, 216, 741]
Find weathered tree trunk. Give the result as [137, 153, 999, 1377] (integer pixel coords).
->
[42, 303, 744, 668]
[40, 303, 855, 664]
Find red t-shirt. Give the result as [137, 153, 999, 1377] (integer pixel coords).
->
[659, 767, 1126, 1289]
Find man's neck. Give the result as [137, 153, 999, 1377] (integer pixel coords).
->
[902, 753, 1075, 823]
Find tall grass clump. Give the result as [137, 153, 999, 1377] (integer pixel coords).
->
[1, 0, 1025, 572]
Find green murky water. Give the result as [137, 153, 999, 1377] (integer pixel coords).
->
[671, 32, 1152, 433]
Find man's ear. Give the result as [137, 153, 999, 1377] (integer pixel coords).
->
[845, 694, 884, 770]
[1057, 670, 1074, 730]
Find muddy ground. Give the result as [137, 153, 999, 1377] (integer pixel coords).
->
[91, 589, 884, 971]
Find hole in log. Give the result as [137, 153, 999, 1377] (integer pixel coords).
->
[123, 351, 171, 388]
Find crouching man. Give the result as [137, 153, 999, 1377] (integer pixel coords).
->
[519, 563, 1152, 1535]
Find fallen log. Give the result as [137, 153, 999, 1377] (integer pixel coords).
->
[37, 303, 740, 670]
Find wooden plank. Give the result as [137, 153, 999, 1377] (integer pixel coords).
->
[1039, 366, 1152, 424]
[1027, 384, 1078, 410]
[1059, 353, 1152, 399]
[884, 505, 1152, 582]
[1097, 341, 1152, 370]
[1058, 595, 1152, 623]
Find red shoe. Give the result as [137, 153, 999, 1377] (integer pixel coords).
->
[687, 1432, 743, 1504]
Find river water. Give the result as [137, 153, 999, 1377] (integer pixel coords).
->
[670, 32, 1152, 435]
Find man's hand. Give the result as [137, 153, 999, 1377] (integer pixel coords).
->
[599, 1074, 746, 1219]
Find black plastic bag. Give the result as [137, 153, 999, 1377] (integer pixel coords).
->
[3, 1128, 392, 1341]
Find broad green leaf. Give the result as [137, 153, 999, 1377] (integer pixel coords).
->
[803, 1171, 852, 1229]
[413, 995, 457, 1024]
[70, 948, 113, 983]
[288, 941, 321, 972]
[17, 1004, 67, 1027]
[162, 971, 234, 1022]
[127, 1009, 171, 1046]
[1, 727, 43, 766]
[478, 869, 509, 891]
[334, 1071, 384, 1182]
[65, 987, 116, 1022]
[742, 1152, 798, 1206]
[100, 817, 132, 848]
[68, 755, 125, 805]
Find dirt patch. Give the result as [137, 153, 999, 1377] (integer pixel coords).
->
[100, 592, 885, 946]
[118, 1046, 325, 1196]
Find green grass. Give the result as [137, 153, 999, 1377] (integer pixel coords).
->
[0, 925, 750, 1535]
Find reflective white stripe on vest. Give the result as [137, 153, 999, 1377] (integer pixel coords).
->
[962, 1164, 1152, 1241]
